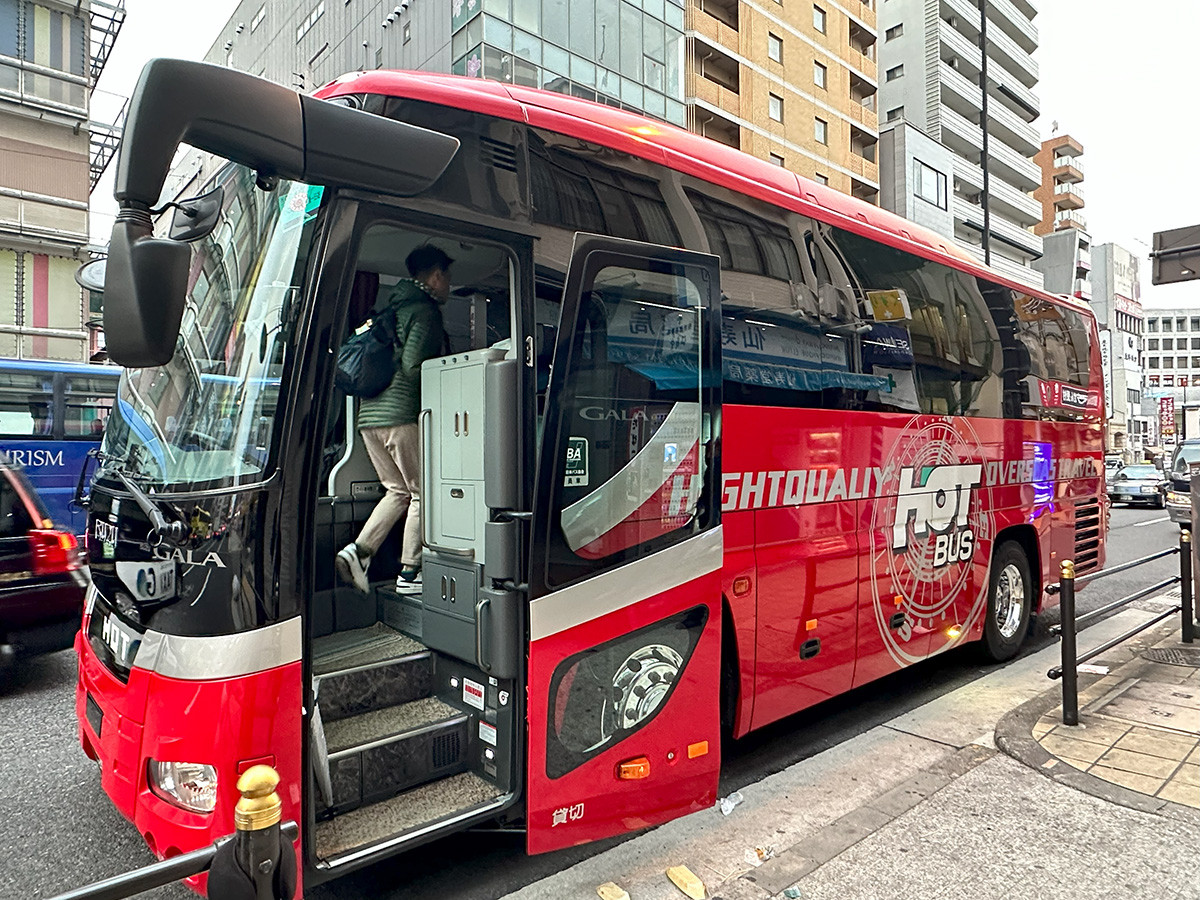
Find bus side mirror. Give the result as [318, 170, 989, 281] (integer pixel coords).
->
[103, 210, 190, 368]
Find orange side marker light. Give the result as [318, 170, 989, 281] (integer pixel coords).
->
[687, 741, 709, 759]
[617, 757, 651, 780]
[805, 619, 819, 631]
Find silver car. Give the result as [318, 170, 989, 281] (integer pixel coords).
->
[1107, 464, 1166, 508]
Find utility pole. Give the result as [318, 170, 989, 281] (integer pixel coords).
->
[978, 0, 991, 266]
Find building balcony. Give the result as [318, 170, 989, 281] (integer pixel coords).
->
[1074, 277, 1092, 299]
[982, 16, 1038, 88]
[846, 153, 880, 187]
[1078, 249, 1092, 271]
[954, 195, 1042, 257]
[1054, 182, 1085, 210]
[1055, 208, 1087, 231]
[985, 91, 1040, 156]
[939, 19, 983, 73]
[938, 60, 983, 118]
[0, 56, 89, 120]
[955, 158, 1041, 225]
[688, 2, 738, 48]
[1052, 155, 1084, 183]
[986, 0, 1038, 55]
[961, 243, 1045, 289]
[937, 103, 1039, 191]
[846, 0, 877, 29]
[687, 72, 740, 120]
[988, 58, 1039, 121]
[1047, 135, 1084, 157]
[691, 103, 741, 149]
[847, 97, 877, 128]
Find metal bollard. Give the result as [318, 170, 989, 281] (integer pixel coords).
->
[1183, 529, 1195, 644]
[209, 765, 296, 900]
[1059, 559, 1079, 726]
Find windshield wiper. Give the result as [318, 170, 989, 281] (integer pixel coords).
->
[112, 468, 192, 547]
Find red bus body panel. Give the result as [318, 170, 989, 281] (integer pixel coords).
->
[721, 405, 1104, 728]
[525, 566, 722, 854]
[75, 619, 302, 889]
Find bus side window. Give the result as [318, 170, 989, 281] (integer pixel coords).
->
[62, 376, 116, 439]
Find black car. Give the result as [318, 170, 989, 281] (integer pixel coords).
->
[1107, 464, 1167, 508]
[0, 454, 86, 673]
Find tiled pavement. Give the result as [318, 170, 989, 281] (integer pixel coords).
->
[1032, 633, 1200, 809]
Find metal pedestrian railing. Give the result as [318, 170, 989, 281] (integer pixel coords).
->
[1046, 528, 1195, 726]
[44, 766, 297, 900]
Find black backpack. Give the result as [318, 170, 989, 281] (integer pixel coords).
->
[335, 309, 398, 398]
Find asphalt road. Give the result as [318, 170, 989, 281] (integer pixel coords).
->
[3, 505, 1183, 900]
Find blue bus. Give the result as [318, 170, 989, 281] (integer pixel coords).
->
[0, 359, 119, 534]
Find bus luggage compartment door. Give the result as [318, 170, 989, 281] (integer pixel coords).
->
[526, 235, 723, 854]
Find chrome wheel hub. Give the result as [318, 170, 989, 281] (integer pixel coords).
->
[994, 563, 1025, 639]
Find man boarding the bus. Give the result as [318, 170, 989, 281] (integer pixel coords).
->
[336, 244, 451, 595]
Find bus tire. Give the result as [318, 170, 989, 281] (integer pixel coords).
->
[982, 540, 1032, 662]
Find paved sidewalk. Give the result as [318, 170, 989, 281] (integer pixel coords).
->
[502, 609, 1200, 900]
[997, 624, 1200, 815]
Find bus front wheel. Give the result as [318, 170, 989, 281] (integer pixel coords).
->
[982, 541, 1032, 662]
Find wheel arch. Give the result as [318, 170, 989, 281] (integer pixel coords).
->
[993, 524, 1042, 613]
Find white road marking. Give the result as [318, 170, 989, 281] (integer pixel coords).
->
[1134, 516, 1169, 527]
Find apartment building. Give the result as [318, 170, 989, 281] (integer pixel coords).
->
[197, 0, 879, 204]
[877, 0, 1043, 288]
[0, 0, 124, 362]
[1092, 243, 1144, 455]
[1032, 132, 1084, 237]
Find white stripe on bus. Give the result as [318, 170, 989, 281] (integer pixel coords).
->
[530, 526, 722, 642]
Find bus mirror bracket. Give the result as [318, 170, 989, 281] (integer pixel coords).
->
[166, 186, 224, 242]
[104, 204, 190, 368]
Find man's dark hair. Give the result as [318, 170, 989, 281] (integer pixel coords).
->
[406, 244, 454, 279]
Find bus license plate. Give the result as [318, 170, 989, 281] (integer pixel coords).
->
[115, 560, 177, 603]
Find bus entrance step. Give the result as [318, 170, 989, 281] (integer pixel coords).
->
[320, 698, 470, 815]
[315, 650, 434, 722]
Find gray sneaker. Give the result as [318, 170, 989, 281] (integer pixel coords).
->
[335, 543, 370, 594]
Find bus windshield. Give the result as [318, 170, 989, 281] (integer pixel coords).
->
[101, 165, 324, 488]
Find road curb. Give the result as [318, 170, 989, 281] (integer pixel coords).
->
[994, 624, 1200, 827]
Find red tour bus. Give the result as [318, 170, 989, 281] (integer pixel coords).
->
[76, 60, 1105, 889]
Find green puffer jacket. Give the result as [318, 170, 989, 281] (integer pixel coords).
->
[358, 279, 445, 429]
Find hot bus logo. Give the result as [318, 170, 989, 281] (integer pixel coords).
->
[870, 419, 994, 666]
[891, 463, 982, 568]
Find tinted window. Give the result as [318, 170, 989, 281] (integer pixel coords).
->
[546, 256, 716, 589]
[532, 143, 681, 246]
[0, 474, 33, 538]
[830, 228, 1004, 417]
[63, 373, 117, 439]
[687, 190, 802, 282]
[0, 369, 55, 437]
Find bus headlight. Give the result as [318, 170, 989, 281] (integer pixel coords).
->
[149, 760, 218, 813]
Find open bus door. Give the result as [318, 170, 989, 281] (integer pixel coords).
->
[526, 235, 724, 853]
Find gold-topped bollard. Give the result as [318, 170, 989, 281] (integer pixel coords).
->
[235, 765, 283, 832]
[1181, 529, 1194, 644]
[1059, 559, 1079, 726]
[210, 765, 296, 900]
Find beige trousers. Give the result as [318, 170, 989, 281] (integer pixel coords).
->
[356, 423, 422, 567]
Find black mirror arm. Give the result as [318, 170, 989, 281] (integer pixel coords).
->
[113, 470, 191, 546]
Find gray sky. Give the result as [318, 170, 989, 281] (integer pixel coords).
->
[89, 0, 1197, 309]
